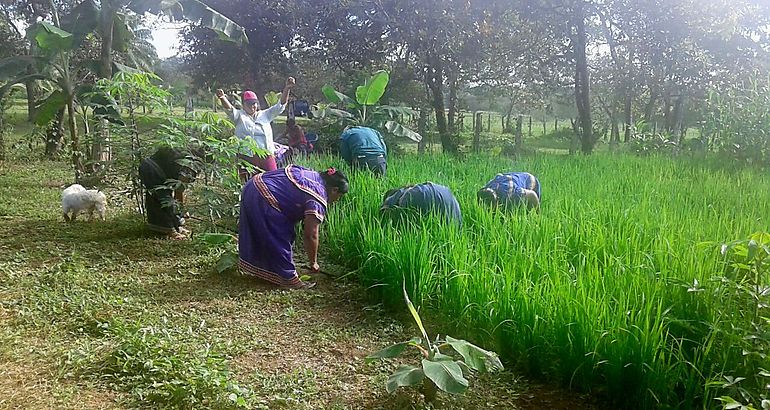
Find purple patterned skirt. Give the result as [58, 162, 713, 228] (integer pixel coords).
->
[238, 176, 302, 288]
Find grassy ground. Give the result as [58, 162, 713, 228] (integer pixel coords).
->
[0, 128, 600, 408]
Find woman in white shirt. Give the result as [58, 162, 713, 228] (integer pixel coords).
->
[216, 77, 295, 179]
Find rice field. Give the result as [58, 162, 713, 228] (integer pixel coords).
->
[306, 153, 770, 408]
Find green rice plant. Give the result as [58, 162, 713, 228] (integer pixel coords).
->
[300, 152, 770, 408]
[367, 282, 503, 402]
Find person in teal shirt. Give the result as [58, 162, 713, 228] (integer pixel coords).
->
[339, 126, 387, 176]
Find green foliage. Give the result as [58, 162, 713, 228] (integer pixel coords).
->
[704, 77, 770, 166]
[699, 233, 770, 408]
[319, 71, 422, 143]
[629, 121, 678, 156]
[355, 70, 389, 106]
[67, 322, 252, 409]
[128, 0, 249, 45]
[264, 91, 280, 107]
[154, 110, 252, 230]
[198, 233, 239, 273]
[367, 281, 503, 401]
[28, 21, 74, 52]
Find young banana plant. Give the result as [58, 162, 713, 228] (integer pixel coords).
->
[366, 280, 504, 402]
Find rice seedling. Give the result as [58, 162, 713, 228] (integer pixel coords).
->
[303, 153, 770, 408]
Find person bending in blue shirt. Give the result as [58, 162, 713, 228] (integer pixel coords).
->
[339, 126, 387, 176]
[477, 172, 541, 211]
[380, 182, 462, 226]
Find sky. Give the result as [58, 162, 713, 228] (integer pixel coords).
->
[149, 19, 183, 59]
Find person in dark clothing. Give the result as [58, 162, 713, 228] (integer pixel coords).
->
[380, 182, 462, 226]
[138, 146, 195, 239]
[339, 126, 387, 176]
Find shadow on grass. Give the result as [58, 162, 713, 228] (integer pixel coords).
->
[136, 269, 277, 304]
[0, 212, 210, 264]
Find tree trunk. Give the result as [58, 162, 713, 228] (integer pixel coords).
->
[515, 115, 523, 152]
[99, 8, 114, 79]
[426, 57, 455, 153]
[185, 97, 194, 115]
[504, 97, 515, 133]
[91, 8, 114, 169]
[25, 42, 41, 123]
[528, 116, 532, 136]
[417, 108, 428, 154]
[674, 93, 687, 145]
[45, 108, 66, 158]
[572, 3, 593, 154]
[0, 104, 5, 161]
[25, 79, 41, 123]
[623, 89, 633, 142]
[67, 100, 84, 182]
[610, 120, 620, 148]
[447, 70, 457, 133]
[663, 91, 674, 132]
[569, 118, 580, 154]
[643, 86, 657, 123]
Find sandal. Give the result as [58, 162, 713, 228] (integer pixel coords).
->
[294, 281, 316, 290]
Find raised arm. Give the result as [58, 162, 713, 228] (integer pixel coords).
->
[263, 77, 296, 121]
[215, 89, 233, 111]
[281, 77, 295, 105]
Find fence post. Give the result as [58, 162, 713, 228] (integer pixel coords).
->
[474, 112, 483, 153]
[528, 116, 532, 137]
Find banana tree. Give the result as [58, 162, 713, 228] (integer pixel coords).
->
[0, 22, 121, 181]
[61, 0, 248, 164]
[64, 0, 247, 80]
[320, 70, 422, 143]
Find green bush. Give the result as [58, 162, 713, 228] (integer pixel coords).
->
[67, 322, 255, 409]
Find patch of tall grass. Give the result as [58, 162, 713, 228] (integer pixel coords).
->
[305, 153, 770, 408]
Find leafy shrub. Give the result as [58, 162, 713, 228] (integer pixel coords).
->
[703, 76, 770, 166]
[700, 233, 770, 409]
[67, 322, 255, 409]
[629, 121, 678, 156]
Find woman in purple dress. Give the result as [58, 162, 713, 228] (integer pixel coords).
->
[238, 165, 349, 289]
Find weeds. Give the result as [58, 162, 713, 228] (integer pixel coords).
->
[66, 322, 254, 409]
